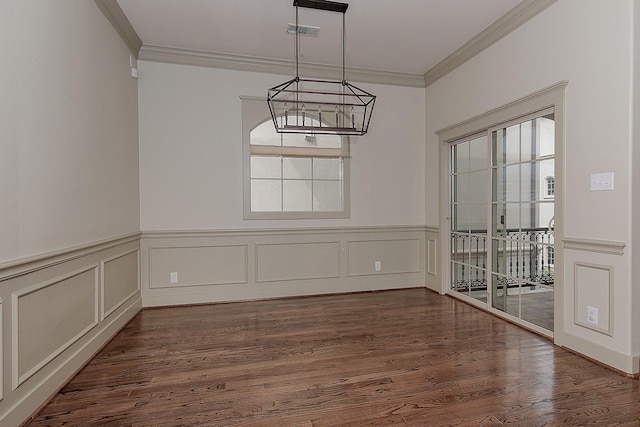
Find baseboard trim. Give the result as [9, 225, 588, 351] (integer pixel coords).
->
[142, 278, 425, 308]
[561, 332, 638, 376]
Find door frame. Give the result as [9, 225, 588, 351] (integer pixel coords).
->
[437, 81, 567, 345]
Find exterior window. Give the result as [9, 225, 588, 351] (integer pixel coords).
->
[545, 176, 555, 196]
[547, 246, 555, 266]
[242, 98, 349, 219]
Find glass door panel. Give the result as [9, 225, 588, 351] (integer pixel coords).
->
[449, 135, 488, 302]
[490, 114, 555, 331]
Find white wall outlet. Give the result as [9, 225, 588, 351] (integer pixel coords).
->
[170, 272, 178, 284]
[374, 261, 382, 271]
[590, 172, 614, 191]
[587, 306, 598, 325]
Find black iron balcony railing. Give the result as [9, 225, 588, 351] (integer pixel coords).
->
[451, 227, 554, 292]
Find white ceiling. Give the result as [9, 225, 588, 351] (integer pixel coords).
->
[117, 0, 522, 76]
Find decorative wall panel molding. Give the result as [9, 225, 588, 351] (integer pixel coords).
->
[149, 245, 248, 289]
[256, 242, 340, 283]
[427, 239, 437, 276]
[0, 235, 141, 426]
[141, 226, 428, 307]
[424, 228, 441, 293]
[12, 265, 100, 389]
[573, 262, 613, 336]
[0, 300, 3, 401]
[101, 249, 140, 320]
[347, 239, 420, 277]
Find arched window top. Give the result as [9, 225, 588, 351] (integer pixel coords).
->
[545, 176, 555, 196]
[251, 116, 342, 149]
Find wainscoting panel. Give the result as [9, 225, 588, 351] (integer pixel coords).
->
[574, 262, 613, 336]
[12, 265, 99, 389]
[562, 236, 637, 375]
[427, 239, 437, 276]
[102, 249, 140, 320]
[0, 234, 141, 426]
[141, 226, 428, 307]
[425, 227, 441, 293]
[256, 242, 340, 282]
[150, 245, 247, 289]
[347, 239, 420, 277]
[0, 300, 3, 402]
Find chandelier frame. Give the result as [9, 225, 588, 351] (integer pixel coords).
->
[267, 0, 376, 136]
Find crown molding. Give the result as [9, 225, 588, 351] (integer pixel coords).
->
[96, 0, 556, 88]
[423, 0, 558, 87]
[94, 0, 142, 57]
[139, 45, 426, 88]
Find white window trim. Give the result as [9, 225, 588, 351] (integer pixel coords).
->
[241, 97, 350, 220]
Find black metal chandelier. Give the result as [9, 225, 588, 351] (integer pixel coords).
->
[267, 0, 376, 136]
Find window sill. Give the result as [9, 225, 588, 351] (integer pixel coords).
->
[244, 210, 350, 220]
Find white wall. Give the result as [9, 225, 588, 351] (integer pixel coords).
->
[0, 0, 140, 263]
[139, 61, 425, 230]
[0, 2, 142, 424]
[425, 0, 636, 373]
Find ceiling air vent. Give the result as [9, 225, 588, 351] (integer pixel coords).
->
[286, 23, 320, 37]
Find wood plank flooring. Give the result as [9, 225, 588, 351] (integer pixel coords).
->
[26, 289, 639, 426]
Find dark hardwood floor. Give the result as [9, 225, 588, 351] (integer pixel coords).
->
[26, 289, 639, 426]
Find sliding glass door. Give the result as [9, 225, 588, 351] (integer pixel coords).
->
[490, 111, 555, 331]
[450, 110, 555, 333]
[450, 135, 489, 303]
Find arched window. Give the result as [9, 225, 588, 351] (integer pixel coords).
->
[545, 176, 555, 197]
[242, 97, 349, 219]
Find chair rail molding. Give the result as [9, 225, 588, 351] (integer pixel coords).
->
[563, 237, 626, 256]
